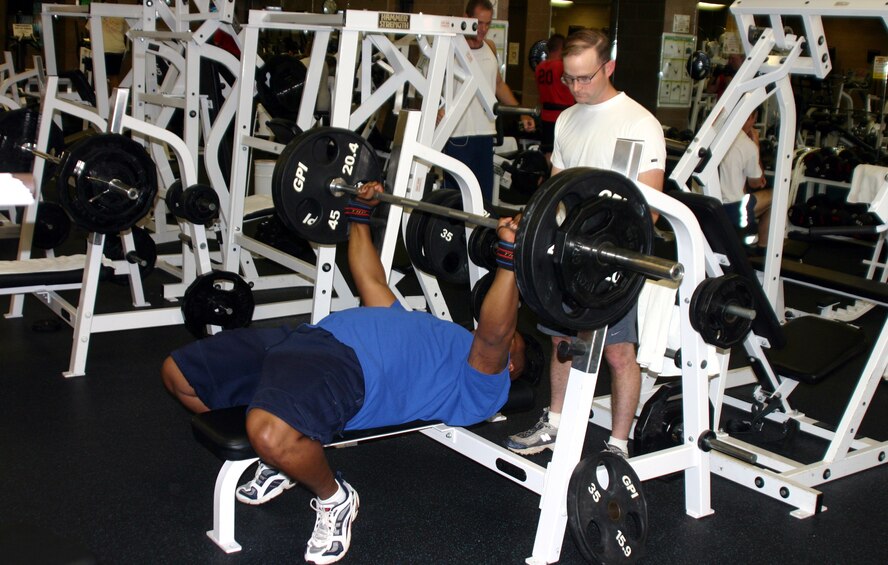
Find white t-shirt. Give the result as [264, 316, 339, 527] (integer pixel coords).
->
[551, 92, 666, 174]
[718, 131, 762, 203]
[452, 42, 499, 138]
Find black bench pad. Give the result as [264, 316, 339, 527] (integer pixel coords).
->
[766, 315, 868, 384]
[192, 379, 535, 461]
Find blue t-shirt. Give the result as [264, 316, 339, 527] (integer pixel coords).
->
[316, 303, 510, 430]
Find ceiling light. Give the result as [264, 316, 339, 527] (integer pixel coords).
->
[550, 0, 574, 7]
[698, 2, 728, 10]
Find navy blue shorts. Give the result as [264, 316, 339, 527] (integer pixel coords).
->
[537, 302, 639, 346]
[171, 325, 365, 444]
[443, 135, 495, 202]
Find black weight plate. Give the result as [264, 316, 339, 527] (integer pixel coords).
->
[686, 50, 711, 81]
[165, 180, 185, 218]
[471, 270, 496, 322]
[514, 168, 653, 331]
[632, 381, 684, 456]
[103, 225, 158, 278]
[56, 134, 158, 234]
[567, 450, 648, 564]
[256, 55, 308, 121]
[468, 227, 498, 271]
[181, 271, 255, 339]
[32, 201, 72, 250]
[181, 183, 221, 224]
[422, 190, 470, 284]
[528, 39, 548, 71]
[404, 188, 460, 274]
[272, 127, 382, 244]
[0, 107, 65, 173]
[690, 274, 755, 348]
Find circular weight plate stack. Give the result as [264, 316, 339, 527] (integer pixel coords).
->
[471, 270, 496, 322]
[527, 39, 548, 70]
[468, 227, 499, 271]
[690, 274, 755, 348]
[422, 190, 470, 284]
[103, 226, 158, 278]
[514, 168, 653, 331]
[0, 107, 65, 173]
[256, 54, 308, 121]
[632, 381, 684, 456]
[404, 188, 460, 274]
[181, 271, 255, 339]
[181, 184, 220, 224]
[55, 134, 158, 234]
[567, 450, 648, 564]
[272, 127, 382, 244]
[32, 201, 72, 250]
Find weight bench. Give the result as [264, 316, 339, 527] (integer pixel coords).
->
[672, 191, 868, 385]
[191, 378, 534, 552]
[672, 190, 888, 516]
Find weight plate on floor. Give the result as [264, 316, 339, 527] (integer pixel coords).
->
[567, 450, 648, 564]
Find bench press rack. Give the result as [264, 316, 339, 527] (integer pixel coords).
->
[223, 9, 504, 325]
[191, 103, 719, 562]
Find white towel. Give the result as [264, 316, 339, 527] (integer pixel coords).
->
[0, 173, 35, 206]
[636, 279, 678, 374]
[848, 164, 888, 208]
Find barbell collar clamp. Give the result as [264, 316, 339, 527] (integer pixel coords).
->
[329, 178, 500, 230]
[567, 237, 684, 282]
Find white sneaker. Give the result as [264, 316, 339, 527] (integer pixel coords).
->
[235, 461, 295, 505]
[504, 408, 558, 455]
[304, 478, 360, 564]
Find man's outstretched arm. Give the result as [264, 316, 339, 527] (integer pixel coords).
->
[347, 182, 397, 307]
[468, 217, 521, 375]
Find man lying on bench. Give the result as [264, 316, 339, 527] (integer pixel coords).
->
[160, 182, 531, 564]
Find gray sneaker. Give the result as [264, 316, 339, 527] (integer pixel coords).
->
[504, 409, 558, 454]
[603, 443, 629, 459]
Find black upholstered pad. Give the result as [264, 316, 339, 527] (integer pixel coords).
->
[765, 315, 868, 384]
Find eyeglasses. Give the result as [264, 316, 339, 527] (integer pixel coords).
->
[561, 63, 607, 86]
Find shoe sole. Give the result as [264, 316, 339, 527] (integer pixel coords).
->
[235, 479, 296, 505]
[305, 491, 360, 565]
[504, 442, 555, 455]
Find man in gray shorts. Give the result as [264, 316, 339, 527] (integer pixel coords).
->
[504, 29, 666, 459]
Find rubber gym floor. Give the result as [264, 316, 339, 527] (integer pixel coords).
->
[2, 230, 887, 565]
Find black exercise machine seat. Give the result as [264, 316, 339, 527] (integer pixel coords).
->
[671, 191, 867, 385]
[192, 379, 535, 461]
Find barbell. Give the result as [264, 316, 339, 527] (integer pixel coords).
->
[0, 112, 158, 235]
[272, 127, 683, 331]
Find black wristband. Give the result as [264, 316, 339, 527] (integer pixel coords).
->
[345, 199, 373, 224]
[495, 240, 515, 271]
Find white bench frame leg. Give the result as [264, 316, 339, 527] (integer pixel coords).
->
[206, 457, 259, 553]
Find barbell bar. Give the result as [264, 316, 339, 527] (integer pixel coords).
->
[19, 141, 140, 201]
[329, 178, 684, 283]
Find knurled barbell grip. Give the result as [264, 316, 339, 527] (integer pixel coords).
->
[493, 103, 541, 118]
[330, 179, 500, 230]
